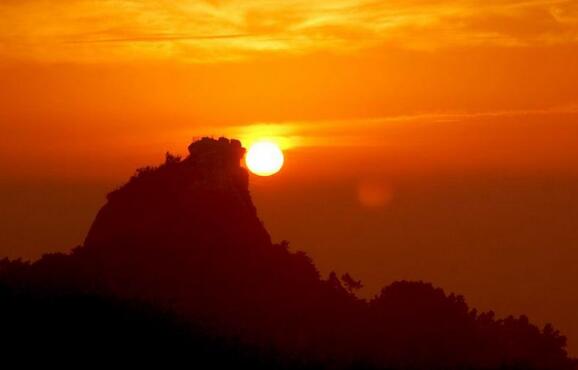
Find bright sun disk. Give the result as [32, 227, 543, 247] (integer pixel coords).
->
[246, 141, 284, 176]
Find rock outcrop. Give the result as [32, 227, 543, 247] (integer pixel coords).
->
[84, 137, 270, 252]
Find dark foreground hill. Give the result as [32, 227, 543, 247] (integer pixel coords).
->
[0, 137, 574, 369]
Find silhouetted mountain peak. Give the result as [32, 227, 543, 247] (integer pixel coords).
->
[83, 137, 270, 251]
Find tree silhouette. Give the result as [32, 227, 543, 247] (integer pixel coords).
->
[341, 273, 363, 294]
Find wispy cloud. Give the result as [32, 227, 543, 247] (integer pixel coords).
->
[182, 106, 578, 150]
[1, 0, 577, 63]
[64, 33, 255, 44]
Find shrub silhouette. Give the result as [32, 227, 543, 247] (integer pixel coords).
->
[341, 273, 363, 294]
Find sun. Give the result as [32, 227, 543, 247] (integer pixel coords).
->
[245, 141, 284, 176]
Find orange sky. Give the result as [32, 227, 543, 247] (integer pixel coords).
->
[2, 0, 578, 355]
[1, 0, 578, 63]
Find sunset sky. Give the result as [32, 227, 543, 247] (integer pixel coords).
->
[2, 0, 578, 354]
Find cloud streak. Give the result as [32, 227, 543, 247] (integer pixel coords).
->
[64, 33, 256, 44]
[1, 0, 577, 62]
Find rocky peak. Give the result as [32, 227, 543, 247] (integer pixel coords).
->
[82, 137, 270, 251]
[186, 137, 245, 170]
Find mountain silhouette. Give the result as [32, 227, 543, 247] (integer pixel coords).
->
[0, 137, 574, 369]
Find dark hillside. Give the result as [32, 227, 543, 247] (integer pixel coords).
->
[0, 137, 573, 370]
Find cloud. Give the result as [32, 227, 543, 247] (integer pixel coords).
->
[1, 0, 577, 63]
[190, 106, 578, 151]
[65, 33, 254, 44]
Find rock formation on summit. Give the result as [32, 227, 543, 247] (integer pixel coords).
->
[84, 137, 270, 252]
